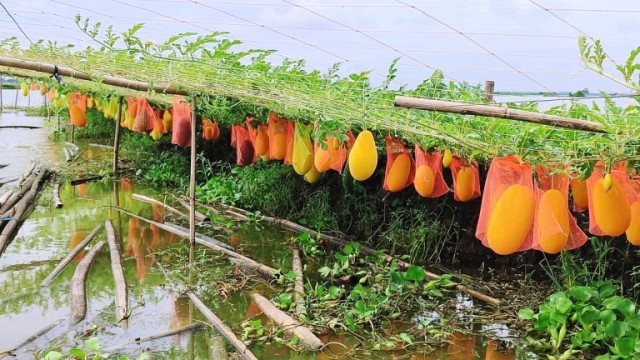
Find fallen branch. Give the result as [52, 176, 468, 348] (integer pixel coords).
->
[175, 197, 210, 222]
[70, 175, 102, 186]
[292, 248, 306, 317]
[52, 180, 62, 208]
[41, 224, 103, 287]
[132, 193, 187, 219]
[0, 319, 63, 357]
[70, 241, 106, 325]
[105, 220, 128, 322]
[0, 169, 50, 257]
[203, 202, 502, 307]
[88, 143, 114, 150]
[0, 170, 39, 214]
[113, 207, 278, 279]
[252, 293, 323, 350]
[187, 292, 258, 360]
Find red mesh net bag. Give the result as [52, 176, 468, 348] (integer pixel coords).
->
[570, 172, 589, 213]
[627, 174, 640, 245]
[533, 165, 587, 254]
[283, 119, 295, 166]
[268, 113, 287, 160]
[413, 145, 450, 198]
[202, 119, 220, 141]
[231, 124, 255, 166]
[450, 156, 481, 202]
[68, 92, 88, 127]
[243, 118, 260, 163]
[382, 136, 415, 192]
[476, 156, 535, 255]
[314, 133, 347, 173]
[171, 96, 192, 147]
[586, 162, 635, 237]
[133, 98, 156, 133]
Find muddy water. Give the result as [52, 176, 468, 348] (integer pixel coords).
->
[0, 111, 525, 359]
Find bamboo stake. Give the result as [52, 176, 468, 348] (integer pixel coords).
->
[292, 248, 306, 317]
[176, 197, 210, 222]
[70, 124, 75, 144]
[41, 224, 103, 287]
[0, 319, 63, 357]
[394, 95, 606, 133]
[252, 293, 323, 350]
[189, 96, 197, 249]
[204, 202, 502, 307]
[131, 193, 187, 219]
[70, 240, 106, 325]
[112, 207, 278, 279]
[186, 292, 258, 360]
[105, 220, 128, 322]
[0, 56, 188, 96]
[52, 180, 62, 208]
[484, 80, 495, 102]
[113, 96, 123, 173]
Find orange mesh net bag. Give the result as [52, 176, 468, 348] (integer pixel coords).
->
[413, 145, 450, 198]
[533, 165, 587, 254]
[202, 119, 220, 141]
[586, 161, 634, 237]
[244, 117, 260, 163]
[268, 113, 287, 161]
[450, 156, 481, 202]
[68, 92, 88, 127]
[283, 119, 295, 165]
[570, 174, 589, 213]
[133, 98, 156, 133]
[314, 133, 347, 174]
[476, 156, 535, 255]
[231, 124, 254, 166]
[626, 175, 640, 246]
[171, 96, 192, 147]
[382, 136, 415, 192]
[255, 123, 270, 160]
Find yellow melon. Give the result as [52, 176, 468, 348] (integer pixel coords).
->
[348, 131, 378, 181]
[487, 184, 535, 255]
[456, 166, 475, 201]
[386, 153, 411, 192]
[537, 189, 570, 254]
[592, 177, 631, 236]
[626, 202, 640, 246]
[414, 165, 435, 197]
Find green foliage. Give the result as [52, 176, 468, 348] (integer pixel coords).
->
[292, 231, 323, 258]
[519, 281, 640, 359]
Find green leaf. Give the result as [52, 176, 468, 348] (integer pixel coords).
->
[390, 271, 405, 285]
[599, 309, 617, 325]
[615, 298, 636, 318]
[398, 332, 413, 345]
[69, 348, 86, 358]
[44, 351, 63, 360]
[85, 337, 101, 352]
[518, 308, 535, 320]
[554, 296, 574, 314]
[569, 286, 598, 302]
[604, 320, 628, 339]
[579, 306, 600, 326]
[405, 266, 425, 282]
[614, 337, 635, 357]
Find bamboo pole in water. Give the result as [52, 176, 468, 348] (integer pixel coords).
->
[0, 190, 12, 208]
[176, 197, 210, 222]
[189, 96, 197, 250]
[187, 292, 258, 360]
[394, 95, 606, 133]
[131, 193, 187, 219]
[292, 248, 306, 317]
[252, 293, 323, 350]
[113, 96, 123, 173]
[53, 180, 63, 208]
[0, 319, 63, 357]
[41, 224, 103, 286]
[105, 220, 128, 322]
[70, 240, 106, 325]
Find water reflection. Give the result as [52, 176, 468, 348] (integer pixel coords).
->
[484, 340, 515, 360]
[447, 332, 476, 360]
[68, 229, 86, 264]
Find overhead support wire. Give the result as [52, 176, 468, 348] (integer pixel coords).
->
[0, 1, 33, 44]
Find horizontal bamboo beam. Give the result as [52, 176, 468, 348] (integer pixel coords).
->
[394, 95, 606, 133]
[0, 56, 188, 96]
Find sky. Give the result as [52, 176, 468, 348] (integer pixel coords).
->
[1, 0, 639, 93]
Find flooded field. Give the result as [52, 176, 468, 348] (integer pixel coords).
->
[0, 111, 524, 359]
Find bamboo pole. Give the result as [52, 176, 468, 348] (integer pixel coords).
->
[135, 323, 203, 343]
[113, 96, 123, 173]
[292, 248, 306, 317]
[252, 293, 323, 350]
[70, 176, 102, 186]
[0, 190, 12, 208]
[189, 96, 197, 249]
[204, 202, 502, 307]
[186, 292, 258, 360]
[89, 143, 114, 150]
[70, 124, 75, 144]
[0, 56, 189, 95]
[394, 95, 606, 133]
[63, 147, 72, 163]
[41, 224, 103, 287]
[105, 220, 128, 322]
[176, 197, 210, 222]
[131, 193, 187, 219]
[53, 180, 63, 208]
[0, 319, 63, 357]
[112, 207, 278, 279]
[0, 125, 41, 129]
[70, 240, 106, 325]
[164, 222, 232, 250]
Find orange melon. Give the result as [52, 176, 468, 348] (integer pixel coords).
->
[570, 179, 588, 210]
[487, 184, 535, 255]
[414, 165, 435, 197]
[626, 202, 640, 246]
[255, 128, 269, 155]
[592, 177, 631, 236]
[386, 153, 411, 192]
[272, 133, 287, 160]
[456, 166, 475, 202]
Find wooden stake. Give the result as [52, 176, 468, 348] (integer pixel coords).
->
[189, 96, 197, 248]
[41, 224, 103, 286]
[0, 56, 188, 96]
[484, 80, 495, 102]
[105, 220, 128, 322]
[394, 95, 606, 133]
[70, 240, 106, 325]
[186, 292, 258, 360]
[292, 248, 306, 317]
[113, 96, 123, 173]
[252, 293, 323, 350]
[70, 124, 75, 144]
